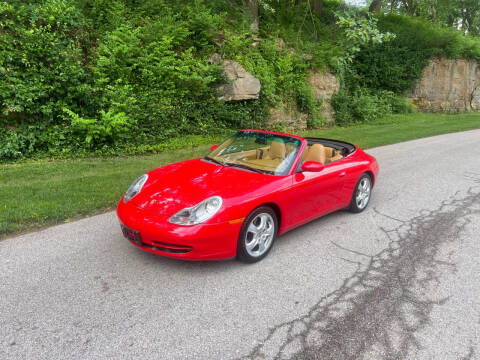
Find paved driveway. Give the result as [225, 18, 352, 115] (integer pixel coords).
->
[1, 130, 479, 359]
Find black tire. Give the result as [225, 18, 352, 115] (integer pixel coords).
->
[237, 206, 278, 263]
[348, 173, 372, 213]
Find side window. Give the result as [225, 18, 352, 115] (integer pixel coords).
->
[295, 144, 310, 172]
[300, 144, 311, 163]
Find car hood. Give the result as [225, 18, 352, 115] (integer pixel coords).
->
[130, 158, 276, 217]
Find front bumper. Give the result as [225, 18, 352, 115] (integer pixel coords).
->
[117, 200, 242, 260]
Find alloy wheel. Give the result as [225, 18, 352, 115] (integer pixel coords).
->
[245, 213, 275, 257]
[356, 177, 371, 210]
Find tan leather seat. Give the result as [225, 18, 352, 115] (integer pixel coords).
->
[329, 152, 343, 162]
[301, 146, 310, 162]
[267, 140, 286, 160]
[325, 147, 333, 159]
[324, 147, 343, 163]
[303, 144, 326, 164]
[285, 144, 296, 154]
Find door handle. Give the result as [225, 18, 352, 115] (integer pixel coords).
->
[339, 172, 346, 177]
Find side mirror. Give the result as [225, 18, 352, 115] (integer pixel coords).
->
[210, 144, 218, 151]
[301, 161, 325, 172]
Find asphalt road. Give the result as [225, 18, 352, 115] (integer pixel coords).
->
[1, 130, 480, 360]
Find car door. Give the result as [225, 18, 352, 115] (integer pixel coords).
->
[284, 161, 347, 230]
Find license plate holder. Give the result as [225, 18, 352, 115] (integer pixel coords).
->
[121, 225, 142, 245]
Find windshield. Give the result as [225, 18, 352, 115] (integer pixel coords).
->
[205, 131, 302, 175]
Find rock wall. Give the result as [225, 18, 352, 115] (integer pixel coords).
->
[212, 50, 340, 128]
[307, 69, 340, 125]
[411, 58, 480, 112]
[268, 69, 340, 131]
[211, 54, 261, 102]
[268, 104, 308, 131]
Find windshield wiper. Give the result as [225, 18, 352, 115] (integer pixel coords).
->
[203, 156, 227, 166]
[204, 157, 271, 174]
[224, 162, 272, 174]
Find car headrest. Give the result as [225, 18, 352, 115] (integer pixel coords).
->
[285, 144, 296, 154]
[301, 146, 309, 161]
[304, 144, 326, 164]
[325, 147, 335, 162]
[269, 140, 286, 160]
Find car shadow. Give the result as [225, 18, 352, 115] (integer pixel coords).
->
[124, 241, 242, 272]
[276, 209, 349, 241]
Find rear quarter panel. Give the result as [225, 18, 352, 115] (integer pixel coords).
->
[340, 148, 378, 203]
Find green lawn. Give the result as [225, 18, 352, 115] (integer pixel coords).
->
[1, 112, 479, 238]
[300, 112, 480, 148]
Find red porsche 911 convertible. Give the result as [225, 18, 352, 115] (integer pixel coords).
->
[117, 129, 379, 263]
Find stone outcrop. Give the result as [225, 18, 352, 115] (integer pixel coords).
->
[216, 59, 261, 102]
[471, 87, 480, 110]
[307, 69, 340, 125]
[268, 104, 308, 131]
[410, 58, 480, 112]
[268, 69, 339, 130]
[211, 52, 341, 126]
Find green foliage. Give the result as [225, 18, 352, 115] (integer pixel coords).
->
[296, 83, 324, 128]
[331, 89, 414, 125]
[0, 0, 258, 161]
[260, 0, 344, 70]
[0, 128, 37, 160]
[347, 14, 480, 93]
[64, 108, 134, 148]
[332, 12, 480, 124]
[335, 11, 395, 64]
[1, 0, 479, 162]
[330, 8, 405, 124]
[381, 0, 480, 36]
[0, 0, 93, 122]
[379, 13, 480, 61]
[92, 23, 221, 138]
[223, 36, 304, 103]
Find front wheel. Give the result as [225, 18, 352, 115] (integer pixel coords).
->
[349, 174, 372, 213]
[237, 206, 278, 263]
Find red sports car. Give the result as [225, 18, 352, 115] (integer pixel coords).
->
[117, 129, 379, 263]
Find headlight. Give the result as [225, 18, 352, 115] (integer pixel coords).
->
[169, 196, 223, 225]
[123, 174, 148, 203]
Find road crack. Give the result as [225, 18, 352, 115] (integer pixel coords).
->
[239, 183, 480, 360]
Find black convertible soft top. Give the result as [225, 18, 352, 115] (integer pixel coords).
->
[304, 137, 356, 155]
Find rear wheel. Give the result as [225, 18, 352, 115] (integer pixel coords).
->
[349, 174, 372, 213]
[237, 206, 278, 263]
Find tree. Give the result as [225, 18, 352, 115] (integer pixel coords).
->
[310, 0, 323, 17]
[369, 0, 383, 12]
[381, 0, 480, 35]
[247, 0, 259, 33]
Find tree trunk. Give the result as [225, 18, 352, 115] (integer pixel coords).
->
[463, 8, 473, 34]
[404, 0, 417, 16]
[369, 0, 383, 12]
[446, 14, 455, 27]
[310, 0, 323, 17]
[247, 0, 259, 33]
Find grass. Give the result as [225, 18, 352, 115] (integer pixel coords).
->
[300, 112, 480, 148]
[1, 112, 479, 238]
